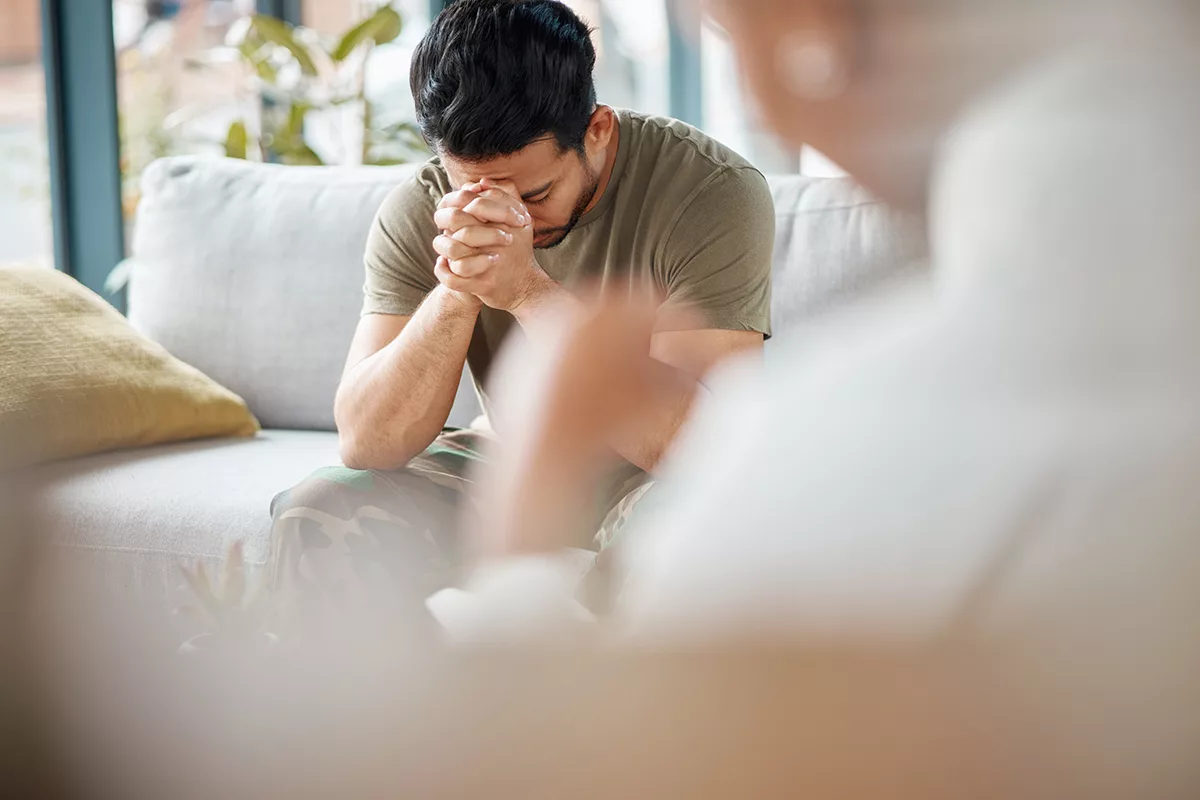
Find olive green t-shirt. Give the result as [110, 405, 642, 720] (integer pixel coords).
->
[362, 109, 774, 410]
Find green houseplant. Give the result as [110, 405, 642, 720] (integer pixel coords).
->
[109, 4, 429, 294]
[222, 5, 429, 167]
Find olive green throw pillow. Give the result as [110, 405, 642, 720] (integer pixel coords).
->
[0, 267, 258, 466]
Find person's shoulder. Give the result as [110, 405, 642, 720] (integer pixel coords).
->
[621, 110, 769, 210]
[932, 44, 1200, 278]
[625, 110, 757, 173]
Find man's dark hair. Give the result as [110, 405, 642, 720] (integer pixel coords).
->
[410, 0, 597, 160]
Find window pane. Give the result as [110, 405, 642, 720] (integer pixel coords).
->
[300, 1, 433, 167]
[561, 0, 670, 117]
[701, 21, 799, 172]
[115, 0, 434, 198]
[114, 0, 257, 232]
[0, 0, 54, 267]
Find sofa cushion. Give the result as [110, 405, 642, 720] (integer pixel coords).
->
[130, 157, 483, 432]
[1, 265, 258, 467]
[769, 177, 926, 340]
[129, 157, 924, 431]
[38, 430, 340, 607]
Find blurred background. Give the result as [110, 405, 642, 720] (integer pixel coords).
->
[0, 0, 840, 295]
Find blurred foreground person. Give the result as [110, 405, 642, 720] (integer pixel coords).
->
[435, 0, 1200, 775]
[12, 0, 1200, 795]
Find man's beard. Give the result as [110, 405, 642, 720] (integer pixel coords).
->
[533, 165, 601, 250]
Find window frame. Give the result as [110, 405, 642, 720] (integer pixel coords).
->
[37, 0, 702, 307]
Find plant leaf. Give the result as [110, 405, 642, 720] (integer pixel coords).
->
[221, 541, 246, 607]
[252, 56, 278, 83]
[250, 14, 319, 75]
[330, 6, 403, 62]
[176, 601, 218, 630]
[280, 144, 324, 166]
[235, 37, 277, 83]
[284, 102, 309, 143]
[224, 120, 249, 159]
[179, 562, 226, 624]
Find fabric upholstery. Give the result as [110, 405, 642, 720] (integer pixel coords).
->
[38, 430, 340, 605]
[129, 157, 483, 431]
[0, 266, 258, 467]
[769, 177, 926, 339]
[128, 157, 924, 431]
[62, 158, 925, 609]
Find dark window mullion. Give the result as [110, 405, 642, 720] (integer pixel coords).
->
[41, 0, 125, 309]
[257, 0, 303, 24]
[667, 6, 702, 127]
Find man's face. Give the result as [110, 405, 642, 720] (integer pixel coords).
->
[441, 137, 600, 249]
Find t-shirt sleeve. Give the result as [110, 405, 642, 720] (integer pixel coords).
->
[656, 166, 774, 337]
[362, 175, 441, 317]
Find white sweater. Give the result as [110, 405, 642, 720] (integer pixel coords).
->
[434, 44, 1200, 678]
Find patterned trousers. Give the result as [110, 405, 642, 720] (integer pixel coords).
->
[268, 429, 656, 632]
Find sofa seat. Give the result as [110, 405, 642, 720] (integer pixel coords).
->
[38, 430, 339, 606]
[37, 156, 925, 615]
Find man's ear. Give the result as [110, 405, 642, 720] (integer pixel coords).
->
[585, 106, 617, 150]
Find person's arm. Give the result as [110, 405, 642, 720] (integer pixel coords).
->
[432, 174, 772, 471]
[335, 284, 479, 470]
[430, 300, 763, 639]
[335, 176, 476, 470]
[506, 278, 766, 470]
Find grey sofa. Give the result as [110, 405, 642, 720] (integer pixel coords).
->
[37, 156, 924, 609]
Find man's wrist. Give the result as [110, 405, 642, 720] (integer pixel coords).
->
[434, 283, 483, 317]
[509, 268, 574, 323]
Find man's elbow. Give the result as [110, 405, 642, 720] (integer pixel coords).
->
[337, 426, 426, 472]
[338, 435, 375, 471]
[338, 430, 392, 471]
[334, 391, 383, 469]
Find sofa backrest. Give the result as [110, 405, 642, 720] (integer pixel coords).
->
[129, 156, 924, 431]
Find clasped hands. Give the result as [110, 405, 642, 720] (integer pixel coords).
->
[432, 178, 554, 313]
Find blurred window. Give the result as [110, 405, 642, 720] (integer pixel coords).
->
[561, 0, 670, 118]
[114, 0, 258, 228]
[0, 0, 55, 267]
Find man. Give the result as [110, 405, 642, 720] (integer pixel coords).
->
[269, 0, 772, 618]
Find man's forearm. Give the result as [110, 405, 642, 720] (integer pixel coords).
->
[606, 366, 699, 471]
[511, 278, 699, 472]
[336, 286, 480, 469]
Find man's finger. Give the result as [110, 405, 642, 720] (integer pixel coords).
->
[434, 206, 482, 232]
[451, 225, 513, 248]
[462, 196, 528, 227]
[479, 177, 522, 201]
[434, 258, 475, 293]
[433, 234, 481, 262]
[439, 186, 516, 209]
[438, 188, 482, 210]
[449, 253, 497, 279]
[435, 257, 495, 289]
[474, 184, 528, 217]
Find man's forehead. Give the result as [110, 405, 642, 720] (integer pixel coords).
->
[443, 138, 564, 187]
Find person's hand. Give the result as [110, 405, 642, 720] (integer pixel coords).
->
[471, 292, 664, 558]
[432, 261, 485, 311]
[432, 179, 556, 313]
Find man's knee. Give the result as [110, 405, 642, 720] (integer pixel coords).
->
[269, 466, 464, 572]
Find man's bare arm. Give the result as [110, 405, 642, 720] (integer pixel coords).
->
[334, 285, 480, 470]
[508, 283, 763, 471]
[618, 328, 763, 470]
[432, 179, 764, 471]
